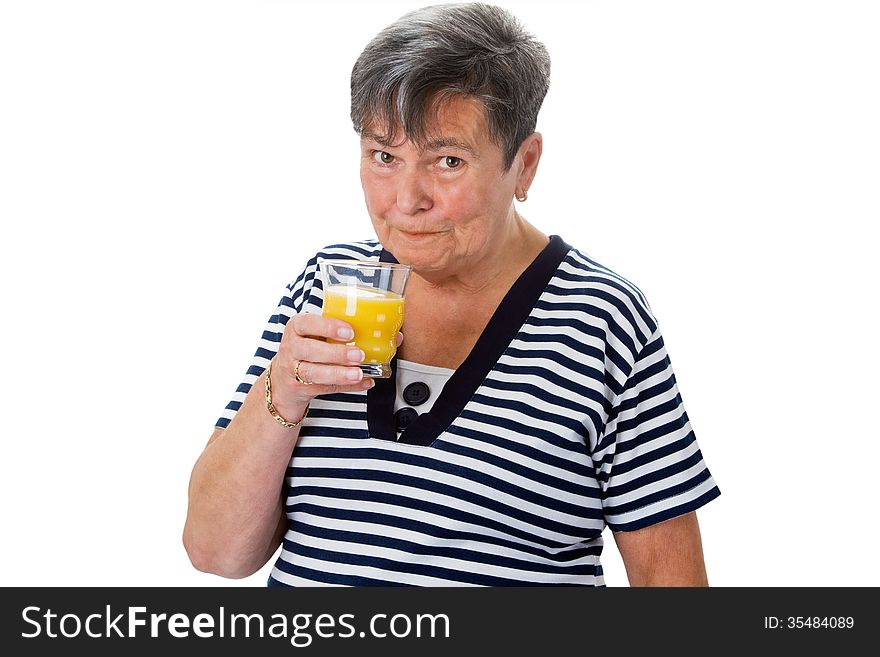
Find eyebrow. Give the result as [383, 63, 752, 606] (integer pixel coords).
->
[361, 133, 479, 159]
[424, 138, 479, 158]
[360, 131, 400, 148]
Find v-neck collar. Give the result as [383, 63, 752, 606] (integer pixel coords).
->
[367, 234, 571, 446]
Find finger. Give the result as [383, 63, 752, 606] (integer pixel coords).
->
[289, 312, 355, 342]
[292, 360, 367, 387]
[339, 378, 376, 393]
[270, 368, 374, 404]
[302, 377, 375, 395]
[396, 331, 404, 347]
[289, 337, 365, 367]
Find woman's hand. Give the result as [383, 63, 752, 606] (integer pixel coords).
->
[268, 313, 402, 419]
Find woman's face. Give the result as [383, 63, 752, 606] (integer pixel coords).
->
[359, 97, 521, 278]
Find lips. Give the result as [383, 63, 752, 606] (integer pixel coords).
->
[397, 229, 440, 238]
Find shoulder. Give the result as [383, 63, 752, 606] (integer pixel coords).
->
[313, 239, 383, 263]
[283, 239, 382, 310]
[287, 239, 382, 288]
[561, 246, 652, 311]
[548, 242, 660, 357]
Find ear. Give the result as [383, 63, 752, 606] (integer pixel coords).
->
[516, 132, 543, 193]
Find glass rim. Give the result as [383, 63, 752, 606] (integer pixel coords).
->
[317, 258, 412, 271]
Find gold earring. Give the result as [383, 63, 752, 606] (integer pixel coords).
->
[516, 189, 528, 202]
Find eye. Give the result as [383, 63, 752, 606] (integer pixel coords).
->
[440, 156, 463, 169]
[372, 151, 395, 165]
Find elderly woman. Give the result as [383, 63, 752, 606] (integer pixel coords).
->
[184, 3, 720, 586]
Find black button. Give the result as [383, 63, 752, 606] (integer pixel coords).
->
[402, 381, 430, 406]
[394, 407, 419, 432]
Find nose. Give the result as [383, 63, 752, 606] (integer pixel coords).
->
[396, 167, 433, 215]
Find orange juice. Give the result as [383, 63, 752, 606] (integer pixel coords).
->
[322, 285, 404, 364]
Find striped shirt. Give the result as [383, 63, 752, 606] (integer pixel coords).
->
[216, 235, 720, 586]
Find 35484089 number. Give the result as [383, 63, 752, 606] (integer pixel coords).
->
[764, 617, 854, 629]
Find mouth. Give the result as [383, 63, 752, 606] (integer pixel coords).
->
[396, 229, 443, 239]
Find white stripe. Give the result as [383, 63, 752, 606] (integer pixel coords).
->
[442, 428, 598, 490]
[287, 509, 599, 567]
[605, 459, 711, 508]
[290, 453, 597, 527]
[611, 437, 702, 488]
[605, 476, 719, 527]
[286, 478, 601, 545]
[283, 528, 601, 584]
[278, 550, 482, 586]
[268, 568, 343, 587]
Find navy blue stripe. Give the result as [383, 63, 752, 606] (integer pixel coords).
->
[532, 299, 641, 363]
[260, 329, 283, 342]
[544, 283, 651, 344]
[320, 242, 382, 259]
[306, 408, 367, 422]
[603, 468, 715, 516]
[606, 375, 677, 429]
[478, 377, 605, 439]
[459, 404, 590, 460]
[254, 347, 279, 362]
[553, 270, 656, 331]
[513, 329, 606, 363]
[287, 465, 603, 530]
[286, 489, 599, 553]
[625, 353, 670, 396]
[502, 347, 605, 384]
[286, 486, 603, 555]
[469, 392, 591, 440]
[272, 560, 411, 586]
[605, 440, 705, 496]
[608, 486, 721, 532]
[605, 429, 697, 479]
[568, 250, 650, 309]
[290, 459, 603, 527]
[522, 315, 632, 378]
[431, 433, 598, 498]
[290, 519, 602, 573]
[280, 537, 600, 586]
[492, 360, 619, 405]
[315, 392, 372, 405]
[615, 394, 682, 436]
[615, 412, 691, 457]
[298, 427, 370, 440]
[443, 420, 596, 475]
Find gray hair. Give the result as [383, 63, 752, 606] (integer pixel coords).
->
[350, 3, 550, 171]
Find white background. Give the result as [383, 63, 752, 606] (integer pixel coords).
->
[1, 0, 877, 587]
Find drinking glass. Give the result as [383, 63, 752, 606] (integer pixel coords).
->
[318, 259, 412, 379]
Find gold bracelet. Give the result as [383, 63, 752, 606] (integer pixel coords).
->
[265, 358, 309, 429]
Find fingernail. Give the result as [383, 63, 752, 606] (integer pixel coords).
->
[348, 349, 365, 363]
[364, 379, 375, 389]
[338, 327, 354, 340]
[346, 368, 362, 381]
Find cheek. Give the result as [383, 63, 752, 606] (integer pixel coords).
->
[444, 178, 508, 227]
[361, 170, 395, 214]
[441, 179, 483, 215]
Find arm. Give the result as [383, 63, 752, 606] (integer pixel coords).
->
[611, 511, 709, 586]
[182, 375, 306, 579]
[183, 314, 375, 579]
